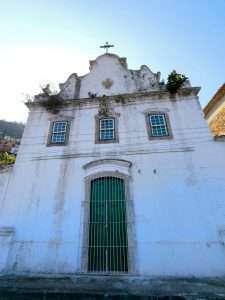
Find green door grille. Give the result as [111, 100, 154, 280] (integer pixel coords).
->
[88, 176, 128, 272]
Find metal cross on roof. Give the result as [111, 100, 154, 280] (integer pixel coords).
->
[100, 42, 114, 53]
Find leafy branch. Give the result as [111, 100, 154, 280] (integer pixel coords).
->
[166, 70, 188, 94]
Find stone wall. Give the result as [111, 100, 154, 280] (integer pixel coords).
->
[209, 107, 225, 136]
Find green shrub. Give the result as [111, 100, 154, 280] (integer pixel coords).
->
[0, 152, 16, 165]
[166, 70, 188, 94]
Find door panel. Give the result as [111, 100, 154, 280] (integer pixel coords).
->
[88, 177, 128, 272]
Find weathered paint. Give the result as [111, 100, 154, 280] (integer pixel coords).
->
[0, 53, 225, 298]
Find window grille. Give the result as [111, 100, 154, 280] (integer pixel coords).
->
[50, 121, 68, 144]
[88, 177, 128, 273]
[149, 114, 169, 137]
[99, 118, 115, 141]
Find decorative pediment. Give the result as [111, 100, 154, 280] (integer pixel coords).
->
[89, 53, 128, 71]
[59, 73, 80, 100]
[56, 53, 161, 100]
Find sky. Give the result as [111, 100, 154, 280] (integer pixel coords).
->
[0, 0, 225, 122]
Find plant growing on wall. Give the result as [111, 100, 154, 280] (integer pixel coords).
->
[166, 70, 188, 94]
[40, 94, 63, 113]
[39, 84, 63, 114]
[0, 152, 16, 165]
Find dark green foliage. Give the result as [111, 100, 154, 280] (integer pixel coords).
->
[40, 95, 63, 113]
[166, 70, 188, 94]
[0, 120, 25, 138]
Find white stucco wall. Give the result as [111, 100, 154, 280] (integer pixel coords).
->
[0, 166, 12, 207]
[0, 167, 14, 273]
[1, 54, 225, 279]
[1, 92, 225, 277]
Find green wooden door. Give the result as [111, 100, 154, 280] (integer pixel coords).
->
[88, 176, 128, 272]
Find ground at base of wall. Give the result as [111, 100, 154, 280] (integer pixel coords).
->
[1, 275, 225, 300]
[0, 295, 216, 300]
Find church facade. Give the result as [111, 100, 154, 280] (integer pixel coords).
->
[0, 52, 225, 299]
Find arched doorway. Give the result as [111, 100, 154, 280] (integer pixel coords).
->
[88, 176, 128, 272]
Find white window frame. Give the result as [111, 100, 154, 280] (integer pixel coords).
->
[48, 120, 70, 146]
[99, 118, 115, 141]
[149, 113, 169, 137]
[145, 111, 173, 140]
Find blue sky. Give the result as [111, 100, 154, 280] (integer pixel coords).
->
[0, 0, 225, 122]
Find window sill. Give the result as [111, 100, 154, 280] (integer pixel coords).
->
[46, 142, 68, 147]
[148, 135, 173, 141]
[95, 139, 119, 144]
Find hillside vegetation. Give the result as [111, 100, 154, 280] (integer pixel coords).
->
[0, 120, 25, 139]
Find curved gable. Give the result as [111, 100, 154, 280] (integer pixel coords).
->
[59, 53, 160, 100]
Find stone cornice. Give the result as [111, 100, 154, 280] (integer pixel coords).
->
[25, 87, 201, 110]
